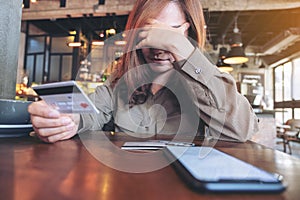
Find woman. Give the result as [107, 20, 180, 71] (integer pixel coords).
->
[28, 0, 258, 143]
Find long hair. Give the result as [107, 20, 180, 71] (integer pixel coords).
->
[110, 0, 206, 107]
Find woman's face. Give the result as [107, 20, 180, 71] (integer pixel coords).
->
[141, 2, 187, 73]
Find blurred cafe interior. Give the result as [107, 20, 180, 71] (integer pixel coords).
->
[1, 0, 300, 153]
[4, 0, 300, 152]
[1, 0, 300, 151]
[2, 1, 300, 199]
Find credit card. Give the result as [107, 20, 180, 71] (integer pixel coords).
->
[32, 81, 99, 114]
[121, 140, 195, 150]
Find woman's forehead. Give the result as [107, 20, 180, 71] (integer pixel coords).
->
[154, 2, 186, 26]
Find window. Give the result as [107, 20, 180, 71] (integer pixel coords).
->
[295, 108, 300, 119]
[283, 62, 292, 101]
[293, 58, 300, 100]
[283, 108, 293, 123]
[274, 57, 300, 124]
[275, 108, 292, 124]
[274, 65, 283, 102]
[28, 37, 45, 54]
[25, 36, 46, 84]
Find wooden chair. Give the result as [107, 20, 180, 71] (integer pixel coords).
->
[277, 119, 300, 154]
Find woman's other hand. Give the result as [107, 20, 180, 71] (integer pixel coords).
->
[136, 19, 194, 61]
[28, 100, 80, 143]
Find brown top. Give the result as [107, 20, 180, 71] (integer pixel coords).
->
[80, 48, 258, 142]
[0, 131, 299, 200]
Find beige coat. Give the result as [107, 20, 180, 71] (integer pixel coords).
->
[79, 48, 259, 142]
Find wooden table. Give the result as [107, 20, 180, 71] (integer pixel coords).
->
[1, 131, 299, 200]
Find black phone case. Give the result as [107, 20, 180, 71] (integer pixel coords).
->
[163, 147, 286, 193]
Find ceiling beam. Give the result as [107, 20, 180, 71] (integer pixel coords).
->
[22, 0, 300, 20]
[201, 0, 300, 11]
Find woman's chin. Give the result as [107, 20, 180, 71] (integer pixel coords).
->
[149, 63, 173, 73]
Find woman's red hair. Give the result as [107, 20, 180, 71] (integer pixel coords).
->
[110, 0, 206, 106]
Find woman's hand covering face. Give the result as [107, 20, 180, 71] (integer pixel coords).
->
[136, 20, 193, 62]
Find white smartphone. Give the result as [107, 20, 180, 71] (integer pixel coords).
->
[32, 81, 99, 114]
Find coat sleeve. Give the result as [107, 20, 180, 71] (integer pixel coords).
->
[78, 83, 114, 133]
[177, 48, 259, 142]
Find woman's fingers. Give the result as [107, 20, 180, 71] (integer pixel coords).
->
[33, 119, 73, 136]
[31, 115, 72, 129]
[136, 28, 180, 52]
[33, 117, 78, 143]
[28, 101, 60, 118]
[136, 20, 188, 50]
[38, 128, 77, 143]
[29, 100, 80, 143]
[137, 29, 148, 40]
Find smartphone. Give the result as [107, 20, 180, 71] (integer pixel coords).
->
[164, 146, 286, 193]
[32, 81, 99, 114]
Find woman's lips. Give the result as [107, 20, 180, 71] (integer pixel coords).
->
[149, 53, 172, 62]
[149, 58, 171, 64]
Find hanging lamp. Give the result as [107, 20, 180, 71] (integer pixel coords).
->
[216, 47, 233, 72]
[224, 17, 249, 65]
